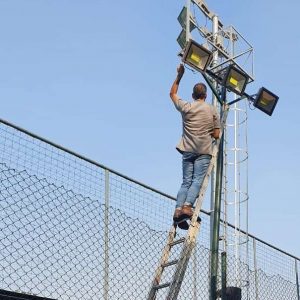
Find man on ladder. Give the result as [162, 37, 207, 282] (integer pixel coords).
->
[170, 64, 221, 225]
[147, 63, 227, 300]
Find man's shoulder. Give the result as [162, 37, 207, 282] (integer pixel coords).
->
[203, 102, 217, 111]
[203, 102, 213, 108]
[197, 101, 214, 111]
[174, 98, 193, 113]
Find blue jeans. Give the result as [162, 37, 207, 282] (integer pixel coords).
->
[176, 152, 211, 208]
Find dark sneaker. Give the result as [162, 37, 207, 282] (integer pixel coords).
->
[177, 219, 189, 230]
[181, 205, 193, 219]
[173, 208, 182, 222]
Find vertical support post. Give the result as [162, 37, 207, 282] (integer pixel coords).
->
[186, 0, 191, 42]
[211, 15, 219, 107]
[295, 259, 300, 300]
[210, 126, 225, 300]
[210, 14, 219, 251]
[221, 252, 227, 300]
[253, 239, 259, 300]
[104, 169, 110, 300]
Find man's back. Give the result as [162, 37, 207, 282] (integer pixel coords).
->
[169, 64, 221, 220]
[174, 99, 219, 155]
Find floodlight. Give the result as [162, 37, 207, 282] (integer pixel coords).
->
[177, 29, 187, 49]
[253, 87, 279, 116]
[177, 7, 196, 49]
[223, 65, 249, 95]
[182, 39, 213, 72]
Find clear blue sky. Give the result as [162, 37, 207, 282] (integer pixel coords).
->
[0, 0, 299, 256]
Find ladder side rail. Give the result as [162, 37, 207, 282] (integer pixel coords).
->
[167, 218, 201, 299]
[147, 226, 177, 300]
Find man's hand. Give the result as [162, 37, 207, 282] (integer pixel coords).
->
[170, 64, 185, 104]
[211, 128, 220, 139]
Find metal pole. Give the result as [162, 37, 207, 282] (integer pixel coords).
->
[253, 239, 259, 300]
[212, 14, 219, 107]
[210, 15, 220, 299]
[186, 0, 191, 41]
[210, 123, 225, 300]
[295, 259, 300, 300]
[210, 14, 219, 255]
[104, 169, 110, 300]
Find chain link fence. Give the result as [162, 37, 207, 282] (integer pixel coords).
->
[0, 118, 299, 299]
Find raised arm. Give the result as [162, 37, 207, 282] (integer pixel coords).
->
[169, 64, 185, 105]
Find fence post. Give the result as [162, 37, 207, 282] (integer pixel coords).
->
[104, 169, 110, 300]
[253, 239, 259, 300]
[295, 259, 300, 300]
[221, 251, 227, 300]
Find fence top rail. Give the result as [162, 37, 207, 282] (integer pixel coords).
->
[0, 117, 299, 262]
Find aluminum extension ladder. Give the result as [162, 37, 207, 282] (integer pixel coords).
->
[147, 106, 228, 300]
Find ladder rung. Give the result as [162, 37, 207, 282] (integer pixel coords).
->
[162, 259, 178, 268]
[154, 282, 171, 290]
[169, 237, 185, 247]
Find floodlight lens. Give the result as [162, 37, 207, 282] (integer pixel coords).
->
[259, 91, 273, 106]
[182, 40, 213, 72]
[186, 45, 208, 70]
[223, 66, 249, 95]
[190, 52, 201, 63]
[229, 77, 238, 86]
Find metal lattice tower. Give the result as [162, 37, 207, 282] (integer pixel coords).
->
[178, 0, 254, 296]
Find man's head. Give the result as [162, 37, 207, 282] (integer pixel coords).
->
[192, 83, 207, 101]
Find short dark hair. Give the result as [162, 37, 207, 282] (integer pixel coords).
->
[193, 83, 207, 100]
